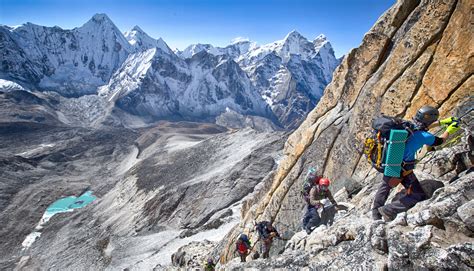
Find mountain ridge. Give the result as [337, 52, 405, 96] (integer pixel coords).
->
[0, 13, 339, 129]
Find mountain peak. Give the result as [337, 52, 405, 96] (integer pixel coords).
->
[314, 34, 327, 43]
[284, 30, 305, 40]
[124, 26, 171, 54]
[91, 13, 112, 23]
[82, 13, 118, 30]
[131, 25, 144, 33]
[313, 33, 333, 54]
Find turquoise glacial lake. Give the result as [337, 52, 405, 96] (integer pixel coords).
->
[46, 191, 96, 214]
[22, 191, 96, 249]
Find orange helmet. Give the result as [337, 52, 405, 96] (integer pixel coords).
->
[319, 178, 330, 186]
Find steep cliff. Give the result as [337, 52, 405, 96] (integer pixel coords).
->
[219, 0, 473, 269]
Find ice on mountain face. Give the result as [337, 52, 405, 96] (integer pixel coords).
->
[178, 53, 269, 118]
[2, 13, 132, 96]
[278, 30, 315, 62]
[0, 79, 27, 92]
[243, 30, 317, 66]
[103, 48, 193, 118]
[238, 31, 338, 128]
[312, 34, 338, 83]
[313, 34, 327, 49]
[179, 44, 224, 59]
[99, 48, 157, 99]
[178, 40, 256, 61]
[103, 47, 272, 121]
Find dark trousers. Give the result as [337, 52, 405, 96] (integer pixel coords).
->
[372, 170, 427, 218]
[239, 252, 247, 262]
[303, 205, 321, 232]
[261, 238, 273, 258]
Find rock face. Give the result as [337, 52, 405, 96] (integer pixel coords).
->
[218, 0, 473, 269]
[171, 240, 216, 268]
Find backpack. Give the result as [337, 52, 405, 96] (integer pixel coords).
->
[236, 239, 249, 254]
[255, 221, 272, 239]
[301, 167, 321, 203]
[363, 116, 417, 172]
[237, 234, 251, 247]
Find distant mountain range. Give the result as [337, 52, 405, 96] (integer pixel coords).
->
[0, 13, 340, 129]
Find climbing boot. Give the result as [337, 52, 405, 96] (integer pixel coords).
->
[378, 207, 394, 222]
[371, 209, 382, 220]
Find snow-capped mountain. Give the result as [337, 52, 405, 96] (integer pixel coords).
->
[241, 31, 339, 128]
[241, 30, 315, 65]
[175, 31, 339, 128]
[178, 44, 222, 59]
[177, 40, 257, 60]
[312, 34, 339, 83]
[0, 14, 132, 96]
[124, 25, 172, 54]
[0, 14, 339, 129]
[100, 48, 273, 121]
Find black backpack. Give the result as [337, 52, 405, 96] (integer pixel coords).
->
[255, 221, 272, 239]
[301, 167, 320, 203]
[363, 116, 418, 172]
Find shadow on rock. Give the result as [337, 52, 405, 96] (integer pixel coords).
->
[391, 179, 444, 203]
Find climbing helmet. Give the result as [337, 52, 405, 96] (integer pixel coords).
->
[414, 105, 439, 127]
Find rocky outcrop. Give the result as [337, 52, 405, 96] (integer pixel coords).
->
[219, 0, 473, 268]
[171, 240, 216, 269]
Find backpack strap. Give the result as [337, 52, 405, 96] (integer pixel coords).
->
[402, 169, 413, 177]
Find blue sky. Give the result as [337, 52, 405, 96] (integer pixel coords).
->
[0, 0, 395, 57]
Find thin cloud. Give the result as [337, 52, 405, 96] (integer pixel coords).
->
[231, 37, 250, 44]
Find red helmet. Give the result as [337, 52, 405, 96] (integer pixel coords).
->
[319, 178, 330, 186]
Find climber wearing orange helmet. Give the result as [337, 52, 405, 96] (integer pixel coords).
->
[302, 177, 339, 234]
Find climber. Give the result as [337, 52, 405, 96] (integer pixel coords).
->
[302, 177, 339, 234]
[255, 221, 280, 259]
[235, 233, 252, 262]
[372, 105, 460, 221]
[203, 258, 216, 271]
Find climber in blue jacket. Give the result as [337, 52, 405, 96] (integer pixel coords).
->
[372, 105, 461, 221]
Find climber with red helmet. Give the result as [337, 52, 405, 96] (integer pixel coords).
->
[302, 176, 339, 234]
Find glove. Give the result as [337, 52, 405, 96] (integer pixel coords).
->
[439, 117, 458, 125]
[446, 121, 460, 134]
